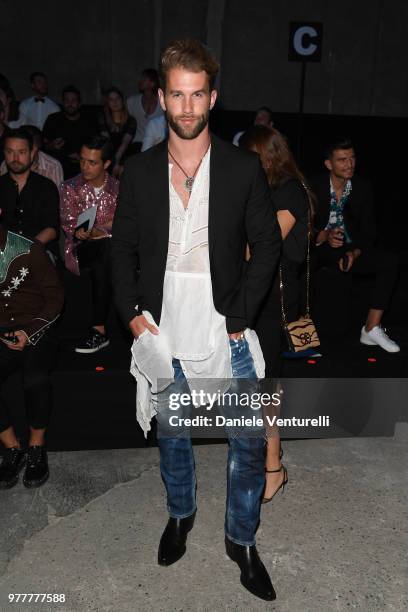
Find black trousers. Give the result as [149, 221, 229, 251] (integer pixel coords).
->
[77, 238, 112, 327]
[255, 261, 301, 378]
[314, 244, 398, 311]
[0, 335, 58, 433]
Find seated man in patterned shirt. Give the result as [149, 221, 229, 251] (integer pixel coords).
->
[60, 135, 119, 353]
[0, 210, 64, 489]
[311, 138, 400, 353]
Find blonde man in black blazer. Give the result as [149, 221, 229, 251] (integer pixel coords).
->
[111, 39, 281, 602]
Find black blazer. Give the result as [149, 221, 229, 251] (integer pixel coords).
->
[310, 173, 376, 251]
[111, 134, 282, 334]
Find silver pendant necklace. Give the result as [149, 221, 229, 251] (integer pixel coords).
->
[168, 142, 211, 193]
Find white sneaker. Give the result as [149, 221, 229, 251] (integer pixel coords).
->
[360, 326, 400, 353]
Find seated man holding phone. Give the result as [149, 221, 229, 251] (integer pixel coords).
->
[311, 138, 399, 352]
[0, 210, 64, 489]
[60, 136, 119, 353]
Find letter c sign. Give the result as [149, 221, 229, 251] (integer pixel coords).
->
[294, 26, 318, 56]
[289, 22, 323, 62]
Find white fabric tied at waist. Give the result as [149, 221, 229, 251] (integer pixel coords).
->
[130, 311, 265, 437]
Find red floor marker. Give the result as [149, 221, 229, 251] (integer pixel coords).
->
[307, 359, 316, 364]
[367, 358, 377, 363]
[95, 366, 105, 371]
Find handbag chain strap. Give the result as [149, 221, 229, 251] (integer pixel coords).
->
[279, 184, 312, 325]
[279, 265, 288, 327]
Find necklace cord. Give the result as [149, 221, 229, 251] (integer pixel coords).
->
[168, 141, 211, 181]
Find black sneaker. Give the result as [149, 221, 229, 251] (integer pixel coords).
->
[23, 446, 49, 488]
[75, 329, 110, 354]
[0, 447, 26, 489]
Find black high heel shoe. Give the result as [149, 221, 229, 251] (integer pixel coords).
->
[262, 464, 288, 504]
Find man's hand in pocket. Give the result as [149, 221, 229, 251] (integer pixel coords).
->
[129, 315, 159, 339]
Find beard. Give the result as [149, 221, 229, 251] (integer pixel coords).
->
[6, 160, 32, 174]
[64, 106, 79, 116]
[166, 110, 209, 140]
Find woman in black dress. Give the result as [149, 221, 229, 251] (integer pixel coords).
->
[240, 126, 314, 502]
[98, 87, 137, 178]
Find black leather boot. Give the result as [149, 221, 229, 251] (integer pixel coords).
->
[158, 510, 196, 566]
[225, 536, 276, 601]
[23, 446, 49, 488]
[0, 447, 26, 489]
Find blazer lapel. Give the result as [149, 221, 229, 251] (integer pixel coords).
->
[209, 133, 225, 256]
[149, 139, 170, 250]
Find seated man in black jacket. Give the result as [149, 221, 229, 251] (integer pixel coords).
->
[0, 127, 60, 260]
[0, 211, 64, 489]
[311, 138, 399, 352]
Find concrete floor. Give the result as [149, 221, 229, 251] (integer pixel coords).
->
[0, 427, 407, 612]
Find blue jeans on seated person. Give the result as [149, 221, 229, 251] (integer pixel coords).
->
[155, 337, 266, 546]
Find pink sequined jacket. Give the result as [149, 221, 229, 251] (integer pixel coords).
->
[59, 173, 119, 275]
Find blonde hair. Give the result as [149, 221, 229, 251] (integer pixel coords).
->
[160, 38, 219, 90]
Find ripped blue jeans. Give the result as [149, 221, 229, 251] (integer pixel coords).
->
[156, 337, 266, 546]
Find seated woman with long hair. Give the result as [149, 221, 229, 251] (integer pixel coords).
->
[98, 87, 137, 178]
[240, 126, 314, 502]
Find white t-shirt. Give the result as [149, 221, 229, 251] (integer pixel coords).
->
[232, 130, 245, 147]
[141, 115, 168, 151]
[126, 93, 164, 143]
[93, 185, 104, 197]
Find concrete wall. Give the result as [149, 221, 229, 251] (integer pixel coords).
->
[1, 0, 407, 116]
